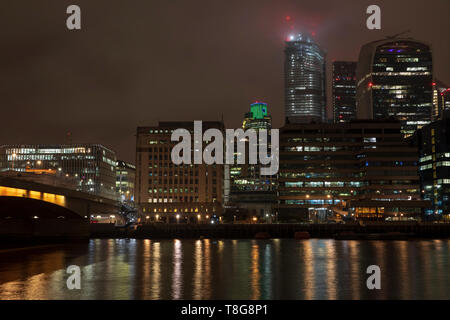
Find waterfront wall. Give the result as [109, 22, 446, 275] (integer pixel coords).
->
[90, 222, 450, 239]
[0, 219, 90, 248]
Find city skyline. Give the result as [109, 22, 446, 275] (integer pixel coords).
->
[1, 1, 450, 163]
[1, 1, 450, 304]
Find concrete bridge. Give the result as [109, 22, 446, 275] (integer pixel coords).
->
[0, 175, 121, 222]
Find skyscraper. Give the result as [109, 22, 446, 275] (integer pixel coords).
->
[356, 38, 433, 137]
[242, 102, 271, 130]
[228, 102, 277, 222]
[332, 61, 357, 123]
[285, 33, 326, 124]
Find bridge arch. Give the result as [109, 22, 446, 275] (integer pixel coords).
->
[0, 196, 89, 239]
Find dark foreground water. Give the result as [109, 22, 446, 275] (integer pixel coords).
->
[0, 239, 449, 300]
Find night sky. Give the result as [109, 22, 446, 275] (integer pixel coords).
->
[1, 0, 449, 163]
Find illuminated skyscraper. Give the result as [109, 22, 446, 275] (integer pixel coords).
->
[284, 33, 326, 123]
[242, 102, 271, 130]
[356, 38, 433, 137]
[228, 102, 276, 222]
[333, 61, 357, 123]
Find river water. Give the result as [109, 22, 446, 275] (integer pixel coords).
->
[0, 239, 449, 300]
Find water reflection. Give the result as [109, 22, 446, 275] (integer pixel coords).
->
[250, 242, 260, 300]
[150, 241, 161, 299]
[171, 240, 183, 299]
[0, 239, 449, 300]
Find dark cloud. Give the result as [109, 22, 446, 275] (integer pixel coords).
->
[1, 0, 449, 163]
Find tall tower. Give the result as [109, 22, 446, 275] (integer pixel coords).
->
[284, 33, 326, 124]
[356, 38, 433, 137]
[228, 102, 276, 222]
[332, 61, 357, 123]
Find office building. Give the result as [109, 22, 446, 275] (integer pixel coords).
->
[413, 111, 450, 220]
[116, 160, 135, 202]
[333, 61, 357, 123]
[135, 121, 224, 223]
[432, 80, 450, 120]
[356, 38, 433, 137]
[278, 120, 429, 221]
[285, 33, 326, 123]
[0, 144, 118, 200]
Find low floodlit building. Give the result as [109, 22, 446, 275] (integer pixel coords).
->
[0, 144, 118, 200]
[135, 121, 224, 223]
[116, 160, 136, 202]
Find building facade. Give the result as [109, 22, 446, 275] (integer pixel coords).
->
[285, 33, 326, 124]
[135, 122, 224, 223]
[432, 79, 450, 121]
[0, 144, 117, 200]
[228, 102, 277, 222]
[413, 111, 450, 220]
[116, 160, 135, 202]
[356, 38, 433, 137]
[333, 61, 357, 123]
[278, 120, 429, 222]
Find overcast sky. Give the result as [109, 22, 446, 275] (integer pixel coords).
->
[1, 0, 449, 163]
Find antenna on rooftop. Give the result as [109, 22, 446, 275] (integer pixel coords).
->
[67, 131, 72, 145]
[385, 29, 411, 39]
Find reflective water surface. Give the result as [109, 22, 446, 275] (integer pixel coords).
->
[0, 239, 449, 300]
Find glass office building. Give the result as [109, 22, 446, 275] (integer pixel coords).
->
[278, 120, 429, 222]
[0, 144, 117, 200]
[285, 33, 326, 123]
[333, 61, 357, 123]
[356, 38, 433, 137]
[413, 111, 450, 220]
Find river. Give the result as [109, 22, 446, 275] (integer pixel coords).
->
[0, 239, 449, 299]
